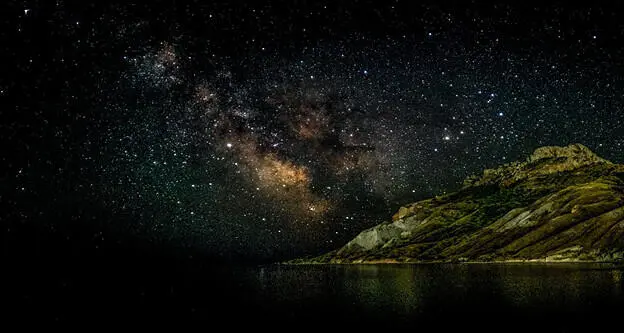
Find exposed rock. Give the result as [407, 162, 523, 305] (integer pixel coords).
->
[296, 144, 624, 264]
[528, 143, 607, 164]
[462, 143, 611, 188]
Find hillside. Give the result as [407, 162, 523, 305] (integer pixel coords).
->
[294, 144, 624, 263]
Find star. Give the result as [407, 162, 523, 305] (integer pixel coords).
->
[12, 1, 623, 262]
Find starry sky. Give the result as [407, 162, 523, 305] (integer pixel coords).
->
[4, 1, 624, 261]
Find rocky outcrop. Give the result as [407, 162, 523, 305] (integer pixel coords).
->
[462, 143, 611, 188]
[295, 144, 624, 264]
[528, 143, 606, 164]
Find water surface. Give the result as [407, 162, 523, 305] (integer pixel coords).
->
[10, 261, 624, 329]
[233, 263, 623, 329]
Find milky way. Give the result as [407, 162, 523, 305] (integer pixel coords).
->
[5, 2, 624, 260]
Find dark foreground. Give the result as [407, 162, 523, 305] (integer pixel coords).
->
[5, 254, 624, 330]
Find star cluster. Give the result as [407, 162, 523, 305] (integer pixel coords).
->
[4, 1, 624, 260]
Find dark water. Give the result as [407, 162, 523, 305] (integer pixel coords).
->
[238, 264, 624, 330]
[7, 261, 624, 330]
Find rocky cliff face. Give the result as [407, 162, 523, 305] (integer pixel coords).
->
[295, 144, 624, 263]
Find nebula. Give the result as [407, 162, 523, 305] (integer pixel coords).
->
[223, 134, 331, 220]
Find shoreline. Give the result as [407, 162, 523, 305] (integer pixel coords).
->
[283, 258, 624, 266]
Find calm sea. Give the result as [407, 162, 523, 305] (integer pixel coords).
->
[8, 261, 624, 330]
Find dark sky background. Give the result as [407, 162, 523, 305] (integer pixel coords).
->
[3, 0, 624, 262]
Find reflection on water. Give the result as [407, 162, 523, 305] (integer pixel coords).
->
[241, 263, 624, 328]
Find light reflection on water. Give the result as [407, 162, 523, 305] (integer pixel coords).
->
[243, 263, 624, 327]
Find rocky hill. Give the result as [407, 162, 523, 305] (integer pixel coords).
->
[294, 144, 624, 263]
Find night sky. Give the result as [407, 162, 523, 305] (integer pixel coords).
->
[4, 1, 624, 262]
